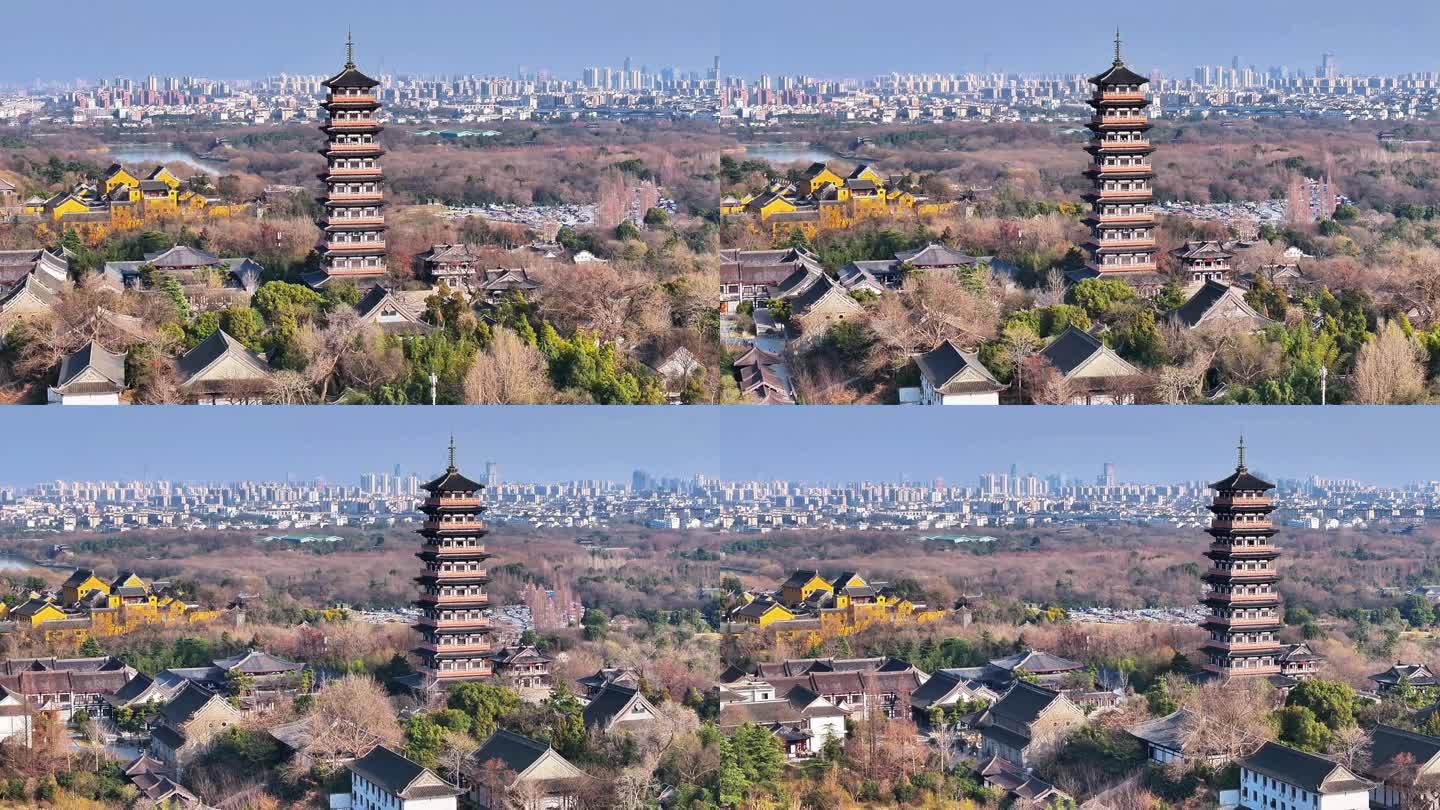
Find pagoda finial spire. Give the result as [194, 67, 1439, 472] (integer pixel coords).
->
[345, 30, 355, 69]
[1237, 435, 1247, 471]
[447, 434, 457, 472]
[1114, 28, 1123, 66]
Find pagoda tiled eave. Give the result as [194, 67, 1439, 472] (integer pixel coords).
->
[414, 596, 491, 610]
[1084, 120, 1153, 133]
[414, 570, 492, 582]
[1084, 143, 1156, 155]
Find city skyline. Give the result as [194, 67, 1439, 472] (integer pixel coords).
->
[0, 406, 1432, 488]
[2, 1, 1439, 82]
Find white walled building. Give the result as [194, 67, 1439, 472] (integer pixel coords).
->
[338, 745, 460, 810]
[1240, 742, 1372, 810]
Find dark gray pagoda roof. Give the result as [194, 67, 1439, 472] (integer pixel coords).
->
[325, 63, 381, 90]
[422, 467, 484, 494]
[1211, 463, 1274, 493]
[1090, 60, 1150, 88]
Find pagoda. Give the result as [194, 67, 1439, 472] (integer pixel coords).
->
[1081, 31, 1158, 286]
[412, 438, 495, 685]
[1199, 439, 1286, 680]
[308, 33, 388, 288]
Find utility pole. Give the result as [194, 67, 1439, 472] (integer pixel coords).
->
[429, 373, 438, 406]
[1320, 365, 1327, 405]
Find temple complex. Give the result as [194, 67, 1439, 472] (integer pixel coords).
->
[1080, 32, 1159, 290]
[308, 33, 388, 288]
[1200, 439, 1292, 681]
[411, 439, 496, 687]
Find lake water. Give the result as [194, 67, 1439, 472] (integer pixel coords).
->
[107, 145, 220, 176]
[0, 554, 34, 572]
[744, 143, 840, 165]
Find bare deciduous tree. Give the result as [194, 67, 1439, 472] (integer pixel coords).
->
[1351, 320, 1427, 404]
[463, 328, 555, 404]
[1177, 679, 1276, 767]
[304, 674, 402, 762]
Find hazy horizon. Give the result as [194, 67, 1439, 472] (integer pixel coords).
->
[0, 407, 1427, 489]
[1, 1, 1437, 83]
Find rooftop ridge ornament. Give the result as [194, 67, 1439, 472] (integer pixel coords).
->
[1237, 435, 1247, 471]
[447, 434, 457, 472]
[345, 30, 355, 70]
[1114, 28, 1123, 66]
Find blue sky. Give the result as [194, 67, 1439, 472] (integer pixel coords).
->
[1, 1, 1436, 82]
[0, 407, 1428, 488]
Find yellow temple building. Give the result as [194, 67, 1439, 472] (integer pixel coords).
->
[20, 163, 243, 243]
[0, 568, 221, 643]
[723, 162, 955, 242]
[725, 569, 946, 646]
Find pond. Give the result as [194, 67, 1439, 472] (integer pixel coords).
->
[743, 143, 841, 165]
[106, 145, 220, 176]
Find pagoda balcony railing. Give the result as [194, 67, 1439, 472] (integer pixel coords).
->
[1095, 140, 1151, 149]
[1208, 592, 1278, 603]
[326, 168, 383, 178]
[425, 521, 486, 532]
[1204, 616, 1278, 627]
[419, 543, 490, 555]
[415, 642, 492, 655]
[324, 217, 387, 229]
[419, 660, 494, 671]
[417, 594, 489, 605]
[1096, 238, 1156, 248]
[1213, 496, 1271, 507]
[1097, 116, 1149, 126]
[1203, 640, 1280, 652]
[1207, 568, 1275, 580]
[1092, 164, 1153, 174]
[1092, 213, 1156, 224]
[328, 94, 378, 105]
[1094, 263, 1157, 274]
[416, 617, 493, 630]
[327, 119, 380, 129]
[1208, 543, 1277, 555]
[1095, 189, 1152, 199]
[1095, 92, 1147, 102]
[1211, 519, 1272, 531]
[428, 497, 484, 508]
[1204, 663, 1281, 676]
[326, 141, 380, 151]
[324, 241, 387, 253]
[327, 193, 385, 202]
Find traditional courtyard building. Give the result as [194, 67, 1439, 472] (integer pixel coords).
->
[1199, 439, 1317, 682]
[309, 34, 388, 288]
[411, 439, 496, 687]
[1081, 33, 1159, 289]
